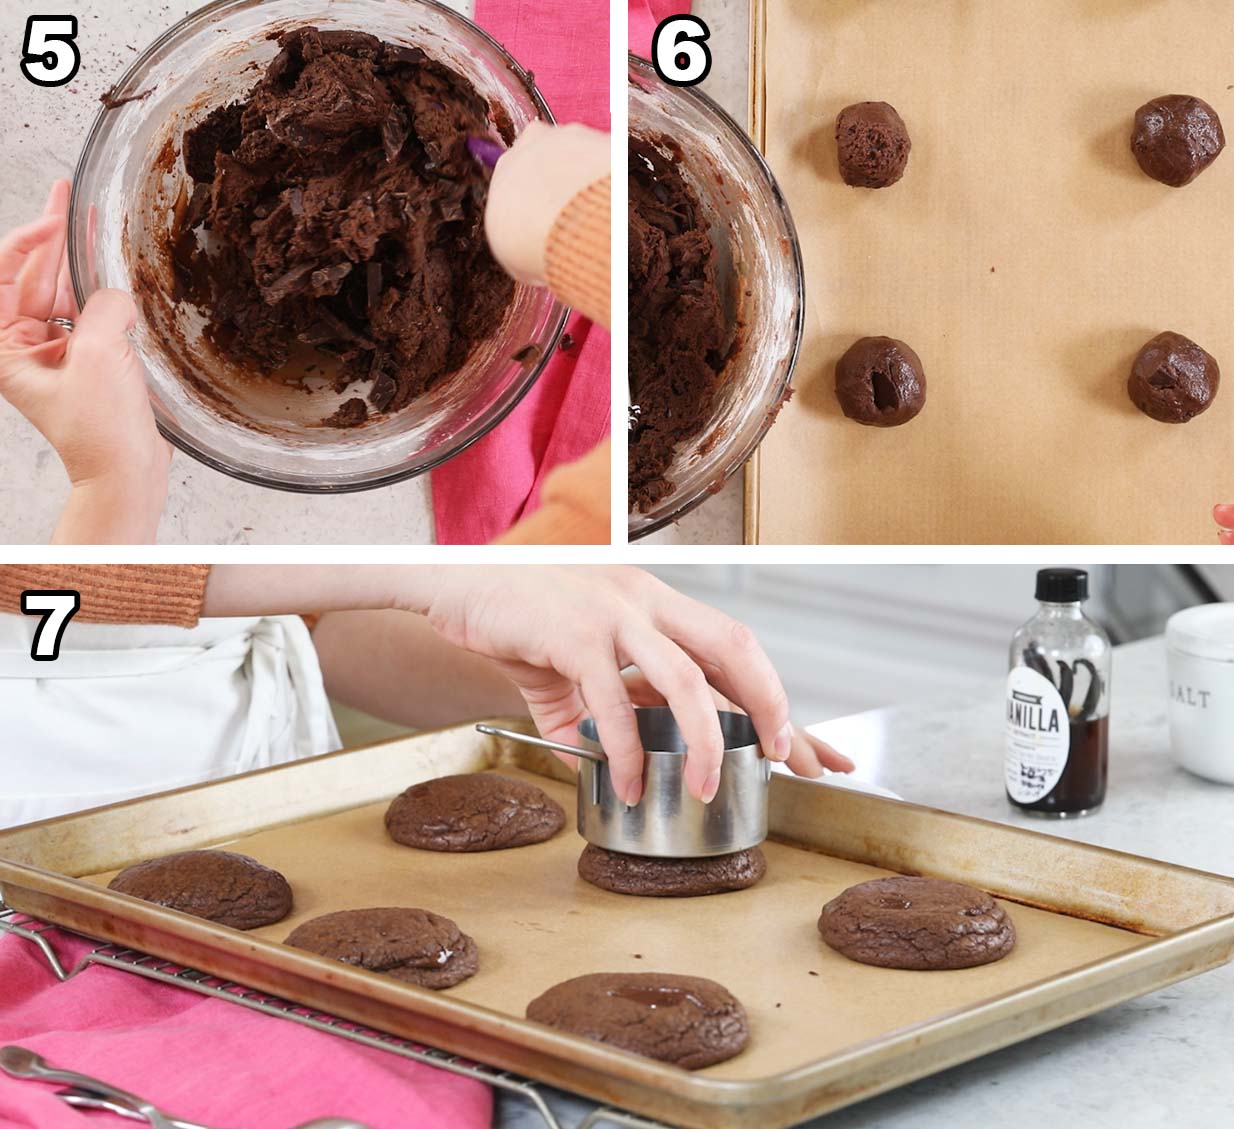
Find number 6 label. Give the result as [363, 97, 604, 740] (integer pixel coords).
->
[652, 16, 712, 88]
[21, 15, 81, 88]
[21, 590, 81, 661]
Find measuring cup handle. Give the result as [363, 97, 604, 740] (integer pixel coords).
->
[475, 723, 607, 764]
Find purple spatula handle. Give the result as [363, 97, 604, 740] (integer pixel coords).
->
[466, 136, 506, 168]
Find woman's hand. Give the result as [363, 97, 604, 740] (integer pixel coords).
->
[422, 566, 852, 805]
[0, 181, 170, 543]
[484, 121, 609, 294]
[620, 670, 852, 783]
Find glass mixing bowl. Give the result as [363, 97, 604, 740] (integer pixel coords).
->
[628, 54, 804, 540]
[70, 0, 566, 493]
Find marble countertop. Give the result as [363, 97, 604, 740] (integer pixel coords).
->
[500, 636, 1232, 1128]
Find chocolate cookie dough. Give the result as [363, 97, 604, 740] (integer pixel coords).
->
[578, 844, 766, 897]
[629, 135, 730, 511]
[285, 907, 478, 988]
[1131, 95, 1226, 187]
[169, 26, 513, 425]
[835, 336, 926, 426]
[108, 849, 292, 930]
[385, 773, 566, 852]
[836, 102, 912, 189]
[818, 876, 1016, 970]
[1128, 331, 1220, 423]
[525, 972, 748, 1068]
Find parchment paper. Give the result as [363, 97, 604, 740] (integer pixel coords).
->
[754, 0, 1234, 544]
[89, 770, 1143, 1081]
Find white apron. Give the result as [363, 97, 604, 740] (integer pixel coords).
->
[0, 613, 340, 828]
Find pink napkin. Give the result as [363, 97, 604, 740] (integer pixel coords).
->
[0, 931, 491, 1129]
[432, 0, 612, 544]
[629, 0, 692, 58]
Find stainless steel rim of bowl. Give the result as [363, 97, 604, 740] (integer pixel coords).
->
[627, 52, 805, 541]
[68, 0, 567, 495]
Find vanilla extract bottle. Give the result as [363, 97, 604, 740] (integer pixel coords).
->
[1005, 569, 1111, 817]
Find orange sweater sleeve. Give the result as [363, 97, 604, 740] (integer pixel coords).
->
[544, 175, 611, 330]
[497, 440, 610, 545]
[0, 565, 211, 627]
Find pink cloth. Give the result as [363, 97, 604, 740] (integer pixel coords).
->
[629, 0, 692, 58]
[432, 0, 612, 544]
[0, 931, 491, 1129]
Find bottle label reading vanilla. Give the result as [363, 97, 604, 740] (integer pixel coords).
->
[1005, 667, 1070, 804]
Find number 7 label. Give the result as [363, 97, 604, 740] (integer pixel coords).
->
[21, 590, 81, 661]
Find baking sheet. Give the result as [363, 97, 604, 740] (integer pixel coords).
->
[83, 767, 1142, 1083]
[4, 724, 1233, 1128]
[751, 0, 1234, 544]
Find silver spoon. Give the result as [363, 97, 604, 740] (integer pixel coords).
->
[0, 1045, 174, 1129]
[58, 1086, 374, 1129]
[58, 1086, 206, 1129]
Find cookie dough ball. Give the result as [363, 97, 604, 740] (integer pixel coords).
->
[526, 972, 748, 1069]
[578, 844, 767, 897]
[1128, 331, 1220, 423]
[818, 876, 1016, 970]
[1131, 95, 1225, 187]
[108, 849, 292, 930]
[285, 907, 478, 989]
[385, 773, 566, 852]
[836, 102, 912, 188]
[835, 337, 926, 426]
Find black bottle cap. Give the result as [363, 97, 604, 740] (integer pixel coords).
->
[1036, 568, 1088, 603]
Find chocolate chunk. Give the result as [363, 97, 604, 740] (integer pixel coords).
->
[1128, 331, 1220, 423]
[835, 336, 926, 426]
[836, 102, 912, 189]
[1131, 95, 1225, 187]
[369, 364, 398, 412]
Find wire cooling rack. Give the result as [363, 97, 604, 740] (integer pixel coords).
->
[0, 902, 671, 1129]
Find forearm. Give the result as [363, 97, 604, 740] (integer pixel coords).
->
[51, 474, 166, 545]
[545, 175, 611, 328]
[201, 565, 452, 619]
[312, 609, 527, 729]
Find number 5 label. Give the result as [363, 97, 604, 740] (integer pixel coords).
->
[21, 15, 81, 88]
[21, 590, 81, 661]
[652, 16, 712, 88]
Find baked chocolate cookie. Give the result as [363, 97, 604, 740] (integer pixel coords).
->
[836, 102, 912, 188]
[285, 907, 478, 989]
[385, 773, 566, 852]
[525, 972, 748, 1069]
[578, 844, 766, 897]
[107, 849, 292, 930]
[1128, 331, 1220, 423]
[1131, 95, 1225, 187]
[818, 876, 1016, 970]
[835, 336, 926, 426]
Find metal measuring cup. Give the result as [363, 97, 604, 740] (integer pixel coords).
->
[477, 706, 770, 858]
